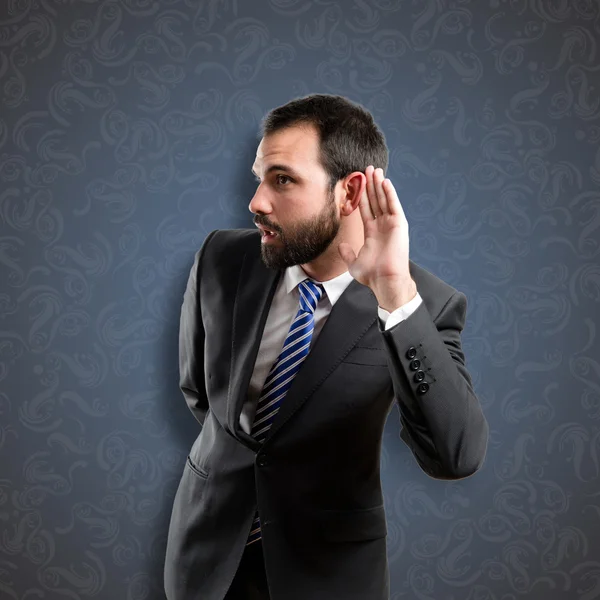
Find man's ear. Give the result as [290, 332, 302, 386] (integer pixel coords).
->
[341, 171, 367, 213]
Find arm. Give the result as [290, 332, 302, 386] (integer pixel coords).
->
[179, 230, 218, 427]
[379, 291, 489, 480]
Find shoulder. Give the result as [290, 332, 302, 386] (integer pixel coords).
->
[191, 228, 261, 282]
[408, 259, 467, 320]
[197, 232, 467, 318]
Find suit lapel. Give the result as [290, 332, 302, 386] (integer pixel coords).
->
[228, 241, 378, 450]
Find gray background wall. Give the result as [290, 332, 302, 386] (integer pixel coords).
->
[1, 1, 599, 598]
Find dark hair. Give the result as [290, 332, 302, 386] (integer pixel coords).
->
[258, 94, 389, 193]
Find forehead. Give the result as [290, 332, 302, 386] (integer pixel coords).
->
[252, 124, 321, 174]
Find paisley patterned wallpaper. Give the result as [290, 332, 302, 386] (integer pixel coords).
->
[1, 1, 599, 598]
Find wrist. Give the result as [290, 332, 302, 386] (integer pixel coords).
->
[375, 278, 417, 312]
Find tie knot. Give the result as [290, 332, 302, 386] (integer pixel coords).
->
[298, 279, 325, 314]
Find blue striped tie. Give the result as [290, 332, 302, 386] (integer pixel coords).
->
[246, 278, 325, 546]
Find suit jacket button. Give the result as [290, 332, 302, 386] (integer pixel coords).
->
[417, 382, 429, 395]
[257, 455, 268, 467]
[413, 370, 425, 382]
[406, 346, 417, 359]
[409, 358, 420, 371]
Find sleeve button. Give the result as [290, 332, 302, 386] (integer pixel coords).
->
[409, 359, 421, 371]
[406, 346, 417, 359]
[413, 370, 425, 382]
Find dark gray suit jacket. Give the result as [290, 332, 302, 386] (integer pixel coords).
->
[163, 228, 489, 600]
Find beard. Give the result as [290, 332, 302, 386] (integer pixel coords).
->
[258, 186, 340, 271]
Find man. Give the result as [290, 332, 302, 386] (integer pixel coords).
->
[164, 94, 489, 599]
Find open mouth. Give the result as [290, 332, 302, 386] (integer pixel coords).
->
[260, 226, 278, 239]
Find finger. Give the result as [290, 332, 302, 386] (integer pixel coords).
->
[373, 168, 388, 215]
[358, 176, 376, 223]
[382, 177, 405, 219]
[366, 165, 382, 218]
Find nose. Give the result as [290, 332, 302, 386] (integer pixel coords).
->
[248, 183, 271, 216]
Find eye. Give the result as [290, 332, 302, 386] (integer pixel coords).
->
[253, 174, 293, 186]
[276, 174, 292, 186]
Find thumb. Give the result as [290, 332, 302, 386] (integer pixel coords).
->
[338, 242, 356, 267]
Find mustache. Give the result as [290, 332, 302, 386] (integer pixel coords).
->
[255, 219, 279, 233]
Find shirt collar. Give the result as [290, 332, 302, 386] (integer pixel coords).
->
[283, 264, 354, 307]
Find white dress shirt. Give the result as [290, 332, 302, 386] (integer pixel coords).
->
[240, 264, 423, 434]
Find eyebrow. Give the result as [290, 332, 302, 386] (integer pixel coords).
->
[251, 164, 303, 179]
